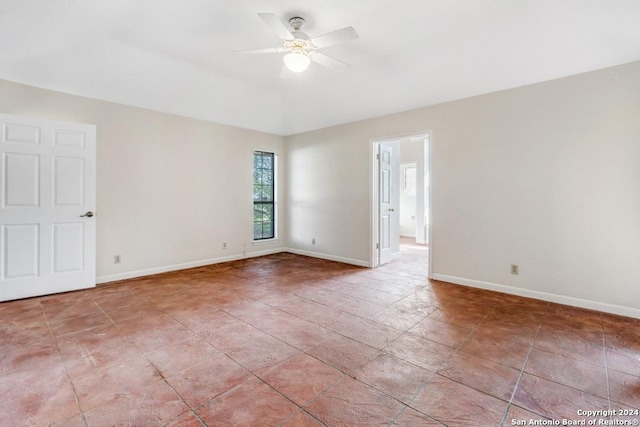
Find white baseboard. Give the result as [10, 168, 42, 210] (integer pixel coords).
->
[96, 247, 369, 284]
[284, 248, 370, 268]
[431, 273, 640, 320]
[96, 247, 285, 284]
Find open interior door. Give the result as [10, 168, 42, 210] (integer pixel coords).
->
[378, 141, 400, 265]
[0, 113, 96, 302]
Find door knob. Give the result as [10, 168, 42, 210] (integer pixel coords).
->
[80, 211, 94, 218]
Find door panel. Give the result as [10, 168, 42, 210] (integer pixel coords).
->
[3, 123, 40, 144]
[54, 130, 85, 148]
[4, 153, 40, 206]
[381, 215, 390, 250]
[53, 222, 84, 273]
[381, 168, 390, 204]
[0, 113, 96, 301]
[54, 156, 85, 205]
[3, 224, 39, 279]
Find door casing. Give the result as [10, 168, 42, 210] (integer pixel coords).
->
[370, 131, 432, 275]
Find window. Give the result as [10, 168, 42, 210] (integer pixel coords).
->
[403, 165, 416, 196]
[253, 151, 275, 240]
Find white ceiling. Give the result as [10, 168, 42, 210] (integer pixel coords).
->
[1, 0, 640, 135]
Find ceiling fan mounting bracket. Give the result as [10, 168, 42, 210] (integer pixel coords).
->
[288, 17, 306, 32]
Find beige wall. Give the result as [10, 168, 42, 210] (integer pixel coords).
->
[0, 80, 287, 282]
[2, 60, 639, 317]
[286, 60, 640, 317]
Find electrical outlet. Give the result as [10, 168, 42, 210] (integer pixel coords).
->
[114, 255, 121, 264]
[510, 264, 519, 275]
[222, 242, 227, 249]
[312, 238, 316, 245]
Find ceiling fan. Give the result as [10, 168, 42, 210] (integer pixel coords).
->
[237, 13, 359, 75]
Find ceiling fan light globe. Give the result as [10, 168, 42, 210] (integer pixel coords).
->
[283, 52, 311, 72]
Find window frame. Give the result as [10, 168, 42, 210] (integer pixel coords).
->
[253, 150, 276, 241]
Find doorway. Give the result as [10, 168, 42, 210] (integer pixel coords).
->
[371, 132, 430, 273]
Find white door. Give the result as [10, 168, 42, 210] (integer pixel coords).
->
[0, 113, 96, 302]
[378, 141, 400, 265]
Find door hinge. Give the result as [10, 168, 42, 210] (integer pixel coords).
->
[377, 154, 380, 160]
[376, 243, 380, 249]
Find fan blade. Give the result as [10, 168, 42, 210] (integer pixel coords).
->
[311, 26, 358, 48]
[311, 52, 351, 71]
[234, 47, 284, 55]
[258, 13, 293, 40]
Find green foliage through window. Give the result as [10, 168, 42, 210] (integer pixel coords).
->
[253, 151, 275, 240]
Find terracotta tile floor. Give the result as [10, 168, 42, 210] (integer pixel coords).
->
[1, 241, 639, 426]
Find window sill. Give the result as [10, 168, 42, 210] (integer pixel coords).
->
[252, 238, 280, 246]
